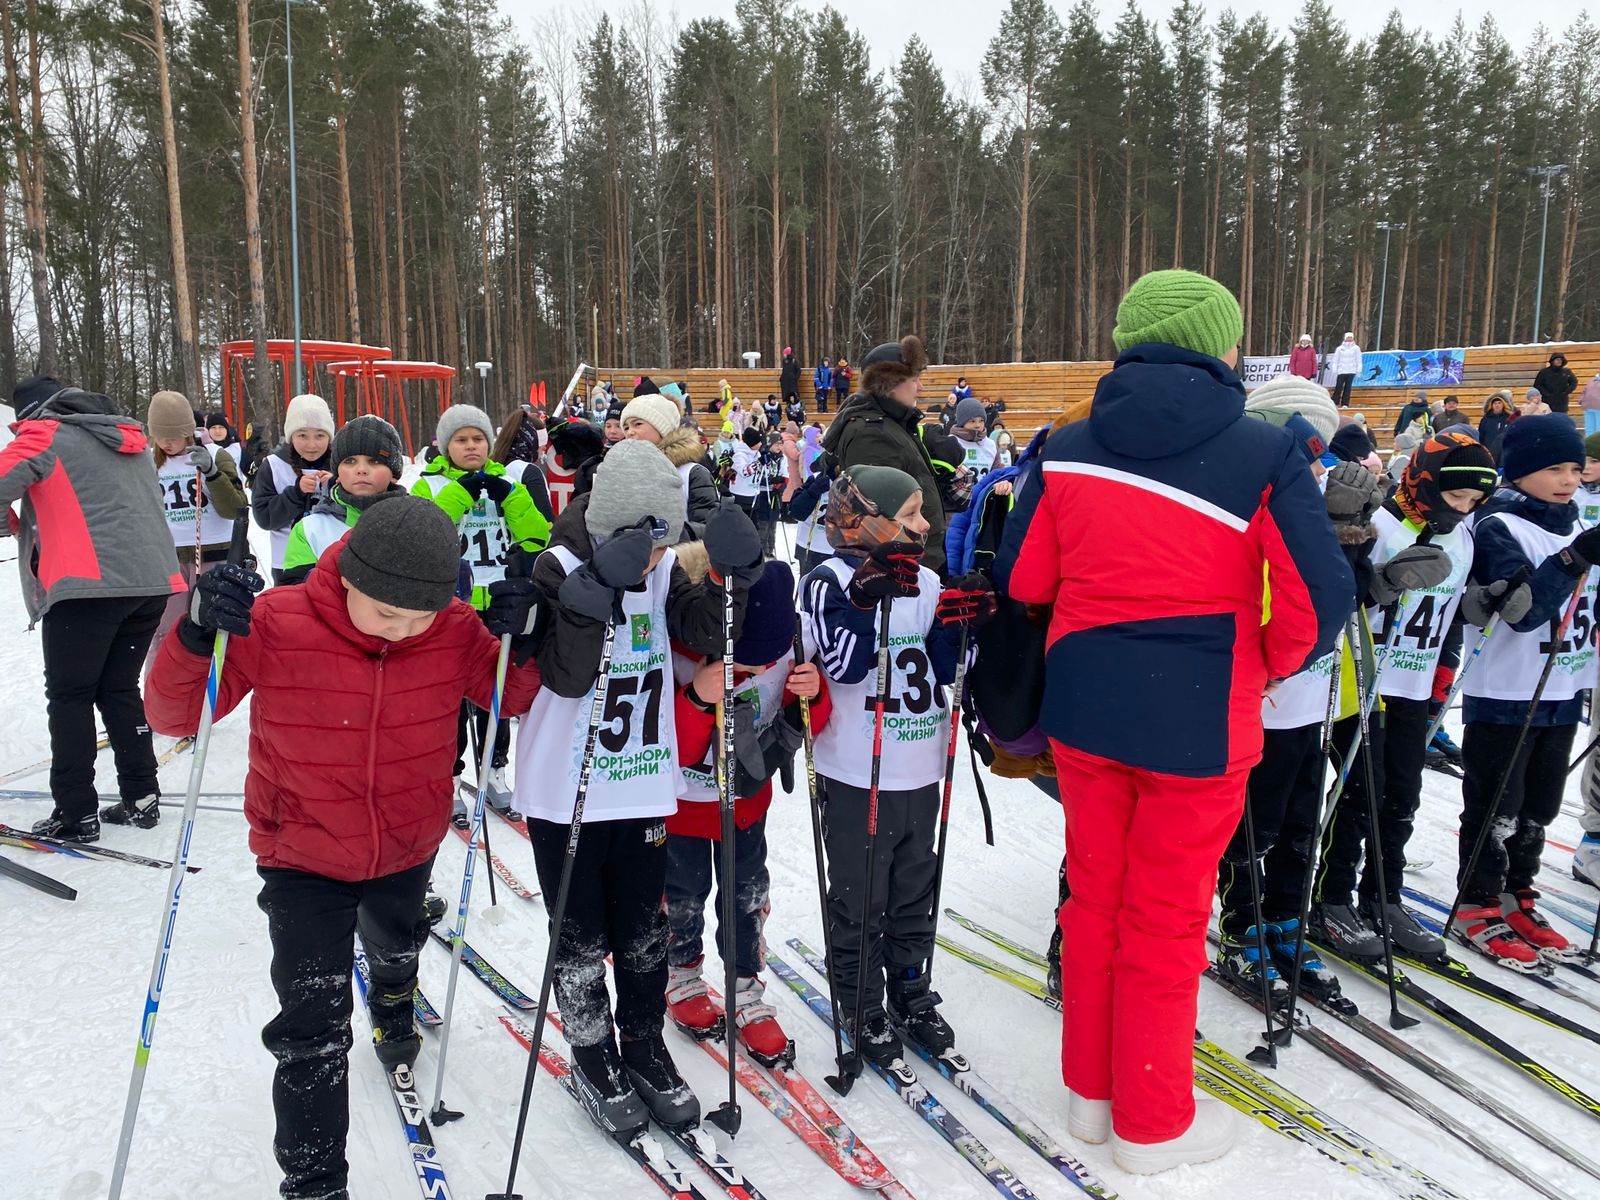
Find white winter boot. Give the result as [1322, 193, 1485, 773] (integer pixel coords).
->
[1111, 1098, 1238, 1175]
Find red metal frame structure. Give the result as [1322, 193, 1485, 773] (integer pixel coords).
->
[219, 339, 390, 430]
[326, 360, 455, 458]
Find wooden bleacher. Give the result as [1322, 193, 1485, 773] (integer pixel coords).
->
[593, 343, 1599, 450]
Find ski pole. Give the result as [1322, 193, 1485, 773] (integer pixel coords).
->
[1569, 725, 1600, 776]
[1241, 788, 1284, 1065]
[109, 513, 252, 1200]
[1444, 573, 1590, 947]
[708, 579, 742, 1138]
[828, 599, 893, 1098]
[1349, 612, 1420, 1031]
[492, 618, 617, 1200]
[428, 629, 512, 1124]
[1280, 641, 1344, 1046]
[551, 361, 589, 420]
[1425, 616, 1501, 749]
[464, 700, 499, 908]
[923, 622, 971, 987]
[791, 622, 848, 1080]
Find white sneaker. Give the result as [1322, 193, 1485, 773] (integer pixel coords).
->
[1574, 835, 1600, 888]
[1111, 1098, 1238, 1175]
[1067, 1090, 1111, 1144]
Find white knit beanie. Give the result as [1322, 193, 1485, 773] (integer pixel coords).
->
[285, 393, 334, 437]
[620, 393, 681, 440]
[436, 403, 494, 448]
[1245, 374, 1340, 444]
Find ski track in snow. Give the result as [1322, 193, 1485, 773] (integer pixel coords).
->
[3, 494, 1597, 1198]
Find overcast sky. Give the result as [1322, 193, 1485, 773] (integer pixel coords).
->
[501, 1, 1573, 92]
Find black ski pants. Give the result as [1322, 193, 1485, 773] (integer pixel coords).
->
[666, 818, 771, 976]
[41, 593, 167, 821]
[1332, 374, 1356, 406]
[1316, 696, 1429, 906]
[256, 856, 434, 1200]
[820, 777, 940, 1020]
[1219, 722, 1325, 935]
[528, 815, 670, 1048]
[1458, 720, 1575, 902]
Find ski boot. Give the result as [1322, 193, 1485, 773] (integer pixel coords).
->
[485, 766, 520, 820]
[423, 891, 448, 927]
[1452, 901, 1543, 972]
[1503, 890, 1579, 964]
[1216, 927, 1291, 1007]
[1265, 919, 1349, 1009]
[450, 782, 469, 831]
[1366, 897, 1447, 965]
[1430, 726, 1464, 766]
[370, 995, 421, 1068]
[1046, 921, 1063, 1002]
[1308, 902, 1384, 962]
[31, 810, 99, 843]
[570, 1036, 649, 1139]
[886, 965, 957, 1057]
[620, 1033, 701, 1130]
[1572, 834, 1600, 888]
[847, 1009, 902, 1067]
[733, 975, 794, 1068]
[100, 793, 160, 829]
[665, 957, 722, 1040]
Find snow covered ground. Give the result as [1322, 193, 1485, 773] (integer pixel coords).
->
[3, 481, 1598, 1198]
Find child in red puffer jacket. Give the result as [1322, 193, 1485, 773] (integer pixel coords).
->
[144, 494, 541, 1200]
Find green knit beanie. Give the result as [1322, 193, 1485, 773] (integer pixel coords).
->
[1112, 269, 1245, 362]
[848, 465, 921, 516]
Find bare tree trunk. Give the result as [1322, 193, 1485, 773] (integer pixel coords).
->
[150, 0, 201, 399]
[235, 0, 275, 441]
[1013, 117, 1033, 362]
[1480, 150, 1503, 344]
[1554, 170, 1583, 341]
[330, 61, 362, 344]
[393, 106, 409, 359]
[3, 0, 55, 373]
[769, 69, 782, 359]
[0, 184, 13, 392]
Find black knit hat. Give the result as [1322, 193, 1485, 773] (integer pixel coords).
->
[12, 375, 66, 421]
[731, 561, 796, 666]
[339, 494, 462, 612]
[332, 414, 404, 475]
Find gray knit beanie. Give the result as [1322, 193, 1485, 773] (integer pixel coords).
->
[953, 397, 986, 427]
[584, 439, 686, 545]
[332, 414, 404, 475]
[436, 403, 494, 450]
[338, 494, 462, 612]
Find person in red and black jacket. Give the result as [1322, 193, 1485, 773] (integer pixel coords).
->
[994, 270, 1352, 1176]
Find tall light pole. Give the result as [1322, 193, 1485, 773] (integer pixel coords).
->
[1530, 164, 1567, 343]
[1373, 220, 1404, 353]
[284, 0, 307, 392]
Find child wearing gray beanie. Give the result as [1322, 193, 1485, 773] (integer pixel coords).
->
[950, 396, 997, 475]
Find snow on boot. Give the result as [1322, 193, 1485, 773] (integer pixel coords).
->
[620, 1034, 701, 1130]
[1430, 726, 1464, 766]
[666, 957, 722, 1040]
[848, 1010, 902, 1067]
[570, 1037, 649, 1139]
[31, 811, 99, 843]
[1367, 898, 1447, 964]
[1503, 890, 1578, 963]
[1216, 927, 1290, 1007]
[886, 966, 956, 1056]
[100, 793, 160, 829]
[1265, 920, 1346, 1006]
[1309, 902, 1384, 962]
[450, 784, 468, 830]
[485, 766, 516, 816]
[1572, 834, 1600, 888]
[733, 975, 793, 1068]
[1112, 1097, 1238, 1175]
[369, 996, 420, 1068]
[1453, 902, 1543, 972]
[423, 891, 447, 927]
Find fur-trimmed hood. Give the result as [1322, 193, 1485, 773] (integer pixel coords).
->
[658, 424, 707, 470]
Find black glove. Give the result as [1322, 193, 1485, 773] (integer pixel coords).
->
[591, 526, 656, 589]
[1460, 579, 1534, 626]
[179, 562, 264, 651]
[456, 471, 489, 500]
[936, 571, 998, 629]
[185, 444, 221, 480]
[704, 501, 764, 589]
[1562, 526, 1600, 573]
[481, 474, 515, 505]
[485, 577, 539, 638]
[1369, 543, 1453, 607]
[1324, 461, 1381, 528]
[848, 542, 923, 607]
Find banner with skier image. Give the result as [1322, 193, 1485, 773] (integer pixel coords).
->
[1352, 348, 1465, 388]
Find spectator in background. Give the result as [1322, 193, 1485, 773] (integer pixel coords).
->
[984, 397, 1007, 431]
[1432, 394, 1462, 428]
[1534, 352, 1578, 413]
[814, 357, 832, 411]
[1523, 389, 1550, 417]
[1289, 334, 1318, 380]
[949, 376, 974, 403]
[831, 358, 851, 411]
[780, 346, 801, 412]
[1393, 390, 1432, 437]
[1387, 426, 1423, 480]
[1330, 332, 1362, 407]
[1580, 372, 1600, 437]
[1480, 392, 1514, 454]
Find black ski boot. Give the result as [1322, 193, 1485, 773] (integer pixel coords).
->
[620, 1034, 701, 1130]
[369, 995, 420, 1068]
[848, 1009, 902, 1066]
[1046, 923, 1063, 1002]
[1266, 920, 1351, 1010]
[571, 1037, 650, 1139]
[1366, 897, 1447, 964]
[1216, 927, 1291, 1007]
[423, 891, 448, 927]
[886, 966, 956, 1056]
[1309, 901, 1385, 962]
[31, 810, 99, 843]
[100, 793, 160, 829]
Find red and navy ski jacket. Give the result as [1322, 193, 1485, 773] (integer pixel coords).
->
[995, 345, 1353, 777]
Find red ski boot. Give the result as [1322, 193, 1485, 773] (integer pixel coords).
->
[734, 975, 794, 1068]
[1503, 891, 1577, 964]
[1454, 902, 1543, 972]
[666, 957, 722, 1039]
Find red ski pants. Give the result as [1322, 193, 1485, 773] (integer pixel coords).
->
[1052, 742, 1249, 1143]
